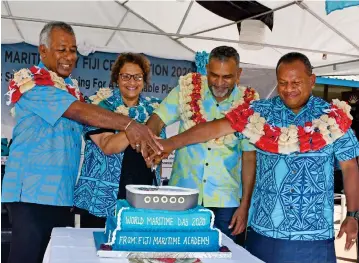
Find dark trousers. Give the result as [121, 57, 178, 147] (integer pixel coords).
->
[207, 207, 246, 246]
[6, 202, 74, 263]
[74, 207, 106, 228]
[246, 228, 336, 263]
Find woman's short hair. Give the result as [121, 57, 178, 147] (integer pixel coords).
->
[111, 53, 151, 85]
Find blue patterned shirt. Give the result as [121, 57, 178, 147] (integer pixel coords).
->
[74, 88, 165, 217]
[248, 95, 359, 240]
[2, 62, 82, 206]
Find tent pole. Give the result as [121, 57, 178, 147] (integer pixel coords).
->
[114, 0, 196, 55]
[313, 59, 359, 69]
[2, 14, 359, 59]
[176, 0, 193, 34]
[3, 1, 25, 41]
[105, 10, 129, 46]
[297, 2, 359, 51]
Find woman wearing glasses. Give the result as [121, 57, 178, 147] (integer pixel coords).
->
[73, 53, 165, 227]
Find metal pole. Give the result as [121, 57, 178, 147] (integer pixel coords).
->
[2, 14, 359, 59]
[175, 1, 299, 40]
[105, 10, 129, 46]
[313, 59, 359, 69]
[3, 1, 25, 40]
[297, 2, 359, 52]
[114, 0, 195, 54]
[176, 0, 193, 34]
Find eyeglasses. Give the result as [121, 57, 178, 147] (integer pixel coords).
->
[119, 73, 144, 82]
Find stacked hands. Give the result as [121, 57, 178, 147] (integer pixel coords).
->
[124, 120, 174, 164]
[123, 120, 251, 237]
[145, 138, 174, 168]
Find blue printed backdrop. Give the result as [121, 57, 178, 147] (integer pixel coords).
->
[1, 43, 195, 138]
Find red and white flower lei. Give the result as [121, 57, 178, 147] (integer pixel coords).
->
[225, 97, 353, 154]
[178, 72, 260, 147]
[6, 66, 84, 116]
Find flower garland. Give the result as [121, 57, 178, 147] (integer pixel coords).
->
[6, 66, 84, 108]
[178, 72, 260, 147]
[89, 87, 160, 123]
[225, 98, 353, 154]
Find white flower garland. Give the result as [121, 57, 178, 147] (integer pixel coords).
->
[226, 96, 353, 154]
[178, 73, 260, 147]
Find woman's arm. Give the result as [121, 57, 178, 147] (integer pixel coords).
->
[90, 131, 129, 155]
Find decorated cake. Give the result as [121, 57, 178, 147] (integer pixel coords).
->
[100, 185, 228, 255]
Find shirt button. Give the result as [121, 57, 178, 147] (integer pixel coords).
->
[290, 206, 293, 209]
[203, 179, 207, 183]
[292, 170, 297, 174]
[290, 189, 294, 193]
[205, 163, 209, 166]
[208, 148, 211, 151]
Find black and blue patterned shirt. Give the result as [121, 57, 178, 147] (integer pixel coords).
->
[249, 95, 359, 240]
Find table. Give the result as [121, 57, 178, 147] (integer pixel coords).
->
[43, 228, 264, 263]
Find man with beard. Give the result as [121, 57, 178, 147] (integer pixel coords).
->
[146, 46, 257, 243]
[148, 52, 359, 263]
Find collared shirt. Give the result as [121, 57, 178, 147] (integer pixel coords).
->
[74, 89, 165, 217]
[2, 62, 82, 207]
[154, 83, 255, 208]
[248, 95, 359, 240]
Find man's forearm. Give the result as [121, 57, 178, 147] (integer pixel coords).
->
[342, 158, 359, 211]
[146, 113, 165, 136]
[240, 151, 256, 209]
[170, 118, 235, 150]
[64, 101, 131, 131]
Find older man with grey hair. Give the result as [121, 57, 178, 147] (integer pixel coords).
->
[2, 21, 162, 263]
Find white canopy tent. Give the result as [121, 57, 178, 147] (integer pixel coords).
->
[1, 0, 359, 76]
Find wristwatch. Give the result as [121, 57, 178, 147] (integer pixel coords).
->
[347, 211, 359, 220]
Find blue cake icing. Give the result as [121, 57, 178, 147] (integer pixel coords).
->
[104, 200, 222, 252]
[113, 200, 213, 231]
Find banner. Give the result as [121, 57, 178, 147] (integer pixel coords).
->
[325, 0, 359, 14]
[1, 43, 195, 138]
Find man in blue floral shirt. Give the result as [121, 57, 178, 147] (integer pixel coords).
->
[150, 52, 359, 263]
[2, 22, 162, 263]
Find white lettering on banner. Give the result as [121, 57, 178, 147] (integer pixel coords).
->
[119, 236, 153, 245]
[191, 217, 206, 226]
[183, 236, 210, 246]
[153, 236, 180, 246]
[125, 216, 144, 225]
[143, 236, 151, 245]
[146, 216, 174, 226]
[177, 218, 188, 226]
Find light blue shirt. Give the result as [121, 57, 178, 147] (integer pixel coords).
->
[154, 83, 256, 208]
[249, 95, 359, 240]
[1, 62, 82, 207]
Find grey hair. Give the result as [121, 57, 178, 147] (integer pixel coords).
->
[209, 46, 240, 66]
[39, 21, 75, 47]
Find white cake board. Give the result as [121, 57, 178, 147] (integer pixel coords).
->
[94, 232, 232, 259]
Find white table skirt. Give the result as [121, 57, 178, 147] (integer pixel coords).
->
[43, 228, 264, 263]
